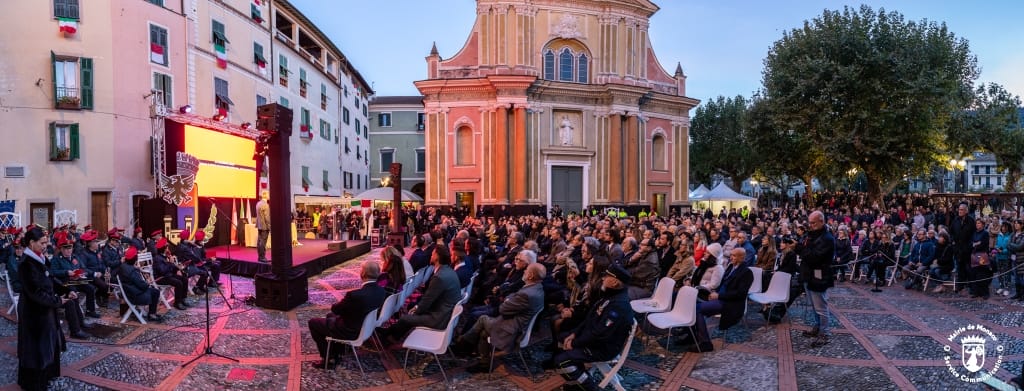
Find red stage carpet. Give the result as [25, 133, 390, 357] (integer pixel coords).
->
[207, 239, 371, 278]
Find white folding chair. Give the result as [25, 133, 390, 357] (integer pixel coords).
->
[402, 304, 464, 387]
[324, 309, 378, 376]
[2, 270, 19, 317]
[588, 319, 638, 391]
[137, 253, 174, 309]
[748, 271, 792, 327]
[886, 248, 900, 286]
[115, 275, 148, 324]
[647, 286, 700, 352]
[488, 309, 542, 379]
[844, 246, 860, 281]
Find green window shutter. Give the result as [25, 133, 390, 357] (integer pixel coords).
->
[70, 123, 80, 159]
[49, 123, 58, 159]
[300, 68, 306, 82]
[51, 51, 58, 106]
[80, 57, 93, 109]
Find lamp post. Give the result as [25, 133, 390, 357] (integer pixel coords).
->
[949, 158, 967, 192]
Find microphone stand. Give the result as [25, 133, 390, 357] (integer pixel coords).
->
[181, 284, 238, 366]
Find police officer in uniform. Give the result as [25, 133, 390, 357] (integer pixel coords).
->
[546, 263, 635, 390]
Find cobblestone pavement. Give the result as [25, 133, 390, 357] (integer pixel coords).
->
[0, 252, 1020, 391]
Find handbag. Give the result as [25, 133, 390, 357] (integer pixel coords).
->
[971, 252, 990, 268]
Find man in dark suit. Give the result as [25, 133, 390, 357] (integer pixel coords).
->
[685, 247, 753, 353]
[384, 245, 462, 345]
[948, 202, 975, 293]
[455, 263, 546, 373]
[308, 261, 386, 369]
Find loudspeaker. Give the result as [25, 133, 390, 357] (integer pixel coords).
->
[327, 241, 347, 251]
[254, 270, 308, 311]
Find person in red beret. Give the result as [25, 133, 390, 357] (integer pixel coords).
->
[191, 230, 221, 288]
[174, 230, 212, 294]
[101, 232, 125, 271]
[78, 230, 110, 308]
[114, 247, 162, 322]
[129, 227, 146, 251]
[146, 229, 164, 254]
[152, 238, 189, 310]
[49, 237, 95, 339]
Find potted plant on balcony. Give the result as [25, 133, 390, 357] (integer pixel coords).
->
[53, 147, 71, 161]
[56, 96, 80, 109]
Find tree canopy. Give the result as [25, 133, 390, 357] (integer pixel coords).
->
[689, 95, 757, 187]
[760, 5, 979, 203]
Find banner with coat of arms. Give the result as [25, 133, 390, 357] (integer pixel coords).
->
[159, 152, 199, 206]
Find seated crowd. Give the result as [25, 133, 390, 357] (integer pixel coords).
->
[1, 224, 223, 338]
[306, 192, 1024, 388]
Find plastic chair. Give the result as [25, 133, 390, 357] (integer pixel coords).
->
[588, 319, 638, 391]
[742, 267, 764, 326]
[488, 309, 542, 379]
[115, 275, 148, 324]
[370, 293, 401, 351]
[324, 309, 378, 376]
[748, 272, 791, 327]
[2, 270, 19, 318]
[630, 277, 676, 347]
[402, 304, 464, 387]
[646, 286, 700, 352]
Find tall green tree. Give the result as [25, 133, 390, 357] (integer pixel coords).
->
[946, 83, 1024, 191]
[761, 5, 978, 204]
[746, 95, 829, 196]
[689, 95, 757, 188]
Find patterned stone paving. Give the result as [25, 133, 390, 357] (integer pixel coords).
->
[0, 247, 1021, 391]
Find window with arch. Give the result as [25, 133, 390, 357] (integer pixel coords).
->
[559, 48, 574, 81]
[577, 54, 588, 83]
[652, 134, 666, 170]
[541, 39, 590, 84]
[456, 125, 473, 165]
[544, 50, 555, 80]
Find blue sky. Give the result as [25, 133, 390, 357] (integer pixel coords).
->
[291, 0, 1024, 104]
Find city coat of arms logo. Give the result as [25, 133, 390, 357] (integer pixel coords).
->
[960, 335, 986, 373]
[943, 324, 1004, 383]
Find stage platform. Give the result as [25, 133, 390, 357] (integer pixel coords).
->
[207, 240, 371, 278]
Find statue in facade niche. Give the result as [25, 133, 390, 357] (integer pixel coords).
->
[559, 116, 574, 146]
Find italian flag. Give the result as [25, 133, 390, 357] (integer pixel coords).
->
[256, 58, 267, 76]
[215, 42, 227, 69]
[150, 43, 165, 63]
[58, 18, 77, 35]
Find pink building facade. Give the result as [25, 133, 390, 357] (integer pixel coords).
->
[415, 0, 698, 216]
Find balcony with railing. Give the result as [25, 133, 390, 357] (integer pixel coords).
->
[55, 86, 80, 109]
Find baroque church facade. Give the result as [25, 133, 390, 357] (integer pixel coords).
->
[415, 0, 698, 216]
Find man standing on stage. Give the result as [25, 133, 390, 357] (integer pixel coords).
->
[256, 191, 271, 263]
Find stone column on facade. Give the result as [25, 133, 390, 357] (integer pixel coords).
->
[608, 113, 623, 204]
[494, 105, 510, 203]
[512, 106, 527, 204]
[626, 114, 639, 204]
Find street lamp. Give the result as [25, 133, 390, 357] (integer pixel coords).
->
[949, 158, 967, 192]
